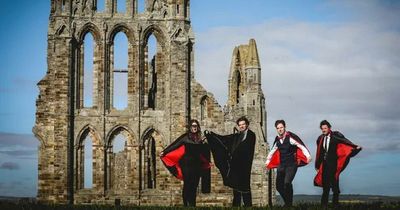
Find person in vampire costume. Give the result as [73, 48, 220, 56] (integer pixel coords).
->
[204, 116, 256, 207]
[314, 120, 362, 206]
[265, 120, 311, 207]
[160, 119, 211, 207]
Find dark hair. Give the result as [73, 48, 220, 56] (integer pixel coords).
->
[236, 116, 250, 125]
[320, 120, 331, 129]
[189, 119, 201, 132]
[275, 120, 286, 128]
[189, 119, 202, 142]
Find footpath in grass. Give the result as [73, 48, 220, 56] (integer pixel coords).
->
[1, 202, 400, 210]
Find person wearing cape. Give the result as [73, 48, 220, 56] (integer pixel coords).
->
[204, 116, 256, 207]
[314, 120, 362, 206]
[160, 119, 211, 207]
[265, 120, 312, 207]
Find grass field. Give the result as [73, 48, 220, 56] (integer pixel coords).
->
[1, 202, 400, 210]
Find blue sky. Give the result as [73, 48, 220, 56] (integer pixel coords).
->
[1, 0, 400, 197]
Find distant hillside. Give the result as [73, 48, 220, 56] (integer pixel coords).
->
[0, 196, 35, 203]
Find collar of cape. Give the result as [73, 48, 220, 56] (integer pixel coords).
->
[275, 131, 296, 143]
[236, 128, 250, 141]
[324, 130, 332, 138]
[277, 131, 289, 141]
[239, 129, 249, 136]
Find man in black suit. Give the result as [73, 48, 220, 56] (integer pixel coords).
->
[314, 120, 362, 206]
[205, 116, 256, 207]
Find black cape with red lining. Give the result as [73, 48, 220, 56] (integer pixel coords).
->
[205, 130, 256, 192]
[160, 133, 211, 192]
[314, 131, 361, 187]
[266, 131, 310, 169]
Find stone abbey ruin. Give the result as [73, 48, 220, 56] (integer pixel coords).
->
[33, 0, 274, 206]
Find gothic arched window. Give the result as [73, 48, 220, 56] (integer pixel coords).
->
[200, 96, 209, 121]
[106, 134, 127, 191]
[140, 129, 162, 190]
[82, 32, 95, 108]
[75, 127, 100, 190]
[141, 33, 163, 110]
[111, 32, 129, 110]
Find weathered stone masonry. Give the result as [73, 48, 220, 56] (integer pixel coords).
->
[34, 0, 275, 206]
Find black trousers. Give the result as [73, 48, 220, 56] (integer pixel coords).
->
[321, 161, 340, 206]
[276, 165, 298, 206]
[182, 171, 201, 206]
[232, 189, 252, 207]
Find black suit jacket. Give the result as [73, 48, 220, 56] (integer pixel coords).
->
[315, 131, 357, 171]
[314, 131, 361, 186]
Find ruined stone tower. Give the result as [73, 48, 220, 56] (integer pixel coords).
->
[34, 0, 273, 206]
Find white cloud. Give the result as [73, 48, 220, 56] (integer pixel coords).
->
[194, 1, 400, 155]
[104, 1, 400, 155]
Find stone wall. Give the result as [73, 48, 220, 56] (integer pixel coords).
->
[34, 0, 274, 206]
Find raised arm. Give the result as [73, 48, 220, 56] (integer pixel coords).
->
[265, 142, 278, 165]
[333, 131, 358, 147]
[162, 133, 186, 155]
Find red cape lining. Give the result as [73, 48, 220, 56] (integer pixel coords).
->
[266, 134, 310, 169]
[314, 137, 356, 187]
[161, 145, 185, 180]
[161, 145, 211, 180]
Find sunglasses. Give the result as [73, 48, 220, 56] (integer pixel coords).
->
[191, 124, 198, 127]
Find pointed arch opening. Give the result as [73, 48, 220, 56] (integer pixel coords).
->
[82, 32, 95, 108]
[75, 126, 101, 191]
[150, 0, 160, 12]
[228, 50, 245, 107]
[141, 30, 166, 110]
[107, 134, 127, 193]
[147, 35, 157, 109]
[76, 24, 102, 109]
[233, 51, 244, 105]
[200, 95, 211, 121]
[105, 126, 136, 193]
[111, 32, 129, 110]
[140, 128, 163, 190]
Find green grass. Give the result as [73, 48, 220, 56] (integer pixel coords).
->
[1, 202, 400, 210]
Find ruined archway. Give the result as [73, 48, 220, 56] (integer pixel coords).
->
[76, 23, 103, 109]
[139, 128, 163, 191]
[75, 125, 102, 191]
[105, 125, 137, 194]
[140, 26, 167, 110]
